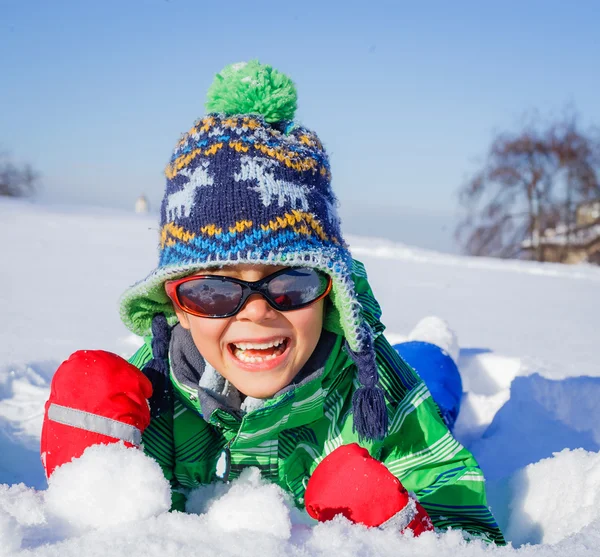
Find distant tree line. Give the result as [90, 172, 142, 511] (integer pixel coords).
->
[0, 151, 39, 197]
[457, 112, 600, 265]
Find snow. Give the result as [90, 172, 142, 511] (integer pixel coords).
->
[1, 198, 600, 555]
[504, 449, 600, 546]
[467, 374, 600, 481]
[44, 443, 171, 531]
[407, 316, 460, 364]
[0, 509, 22, 556]
[201, 467, 294, 539]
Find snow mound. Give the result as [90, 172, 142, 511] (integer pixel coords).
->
[203, 467, 293, 539]
[453, 351, 522, 447]
[407, 316, 459, 364]
[505, 448, 600, 546]
[469, 374, 600, 480]
[45, 443, 171, 530]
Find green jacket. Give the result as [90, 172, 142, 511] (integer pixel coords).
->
[129, 262, 504, 544]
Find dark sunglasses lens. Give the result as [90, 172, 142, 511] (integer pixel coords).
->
[177, 278, 243, 316]
[267, 268, 329, 309]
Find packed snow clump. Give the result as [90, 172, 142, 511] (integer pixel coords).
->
[44, 443, 171, 530]
[203, 467, 294, 539]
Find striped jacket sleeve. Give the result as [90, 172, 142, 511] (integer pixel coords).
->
[128, 343, 185, 511]
[375, 335, 505, 545]
[349, 261, 504, 544]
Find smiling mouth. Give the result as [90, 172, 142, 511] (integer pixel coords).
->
[229, 337, 290, 364]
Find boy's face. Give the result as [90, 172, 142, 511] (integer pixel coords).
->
[173, 264, 325, 399]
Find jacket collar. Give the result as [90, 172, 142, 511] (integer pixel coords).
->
[168, 324, 348, 433]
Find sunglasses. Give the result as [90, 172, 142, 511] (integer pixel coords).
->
[165, 267, 332, 318]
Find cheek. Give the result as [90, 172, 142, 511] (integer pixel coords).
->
[290, 302, 325, 345]
[187, 318, 230, 360]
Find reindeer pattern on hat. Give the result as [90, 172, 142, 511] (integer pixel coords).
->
[234, 155, 311, 211]
[165, 162, 214, 221]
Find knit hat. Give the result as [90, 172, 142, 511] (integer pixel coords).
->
[120, 61, 388, 440]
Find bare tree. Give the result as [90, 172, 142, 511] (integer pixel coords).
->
[547, 119, 600, 259]
[0, 151, 39, 198]
[456, 114, 600, 262]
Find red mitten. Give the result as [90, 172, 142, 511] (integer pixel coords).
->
[305, 443, 433, 535]
[41, 350, 153, 478]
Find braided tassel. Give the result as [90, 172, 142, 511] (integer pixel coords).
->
[346, 328, 388, 440]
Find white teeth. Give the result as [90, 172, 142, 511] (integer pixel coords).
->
[234, 351, 280, 363]
[232, 338, 286, 351]
[231, 337, 287, 363]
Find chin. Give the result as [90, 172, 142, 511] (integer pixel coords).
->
[236, 375, 293, 400]
[241, 385, 283, 399]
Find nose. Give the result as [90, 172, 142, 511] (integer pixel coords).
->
[235, 293, 278, 322]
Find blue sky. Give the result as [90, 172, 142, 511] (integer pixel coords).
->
[2, 0, 599, 235]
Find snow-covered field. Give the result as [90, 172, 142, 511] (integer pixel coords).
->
[1, 198, 600, 556]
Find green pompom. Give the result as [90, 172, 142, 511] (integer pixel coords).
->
[205, 60, 297, 123]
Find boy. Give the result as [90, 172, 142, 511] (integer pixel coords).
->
[41, 61, 504, 544]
